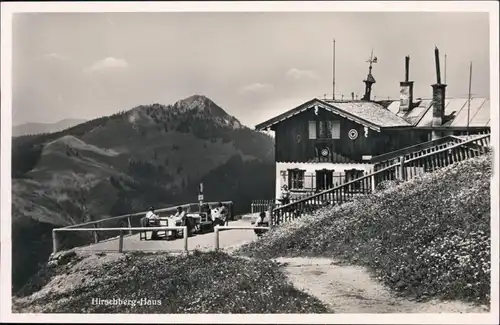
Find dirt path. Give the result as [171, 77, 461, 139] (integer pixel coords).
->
[273, 257, 489, 313]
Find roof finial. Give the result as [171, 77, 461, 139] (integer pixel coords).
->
[363, 48, 377, 101]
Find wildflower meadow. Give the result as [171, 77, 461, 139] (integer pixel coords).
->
[237, 153, 492, 304]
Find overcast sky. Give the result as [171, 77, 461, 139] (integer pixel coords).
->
[12, 11, 490, 127]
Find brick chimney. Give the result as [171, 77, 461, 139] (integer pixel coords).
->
[431, 47, 447, 140]
[399, 56, 414, 113]
[432, 84, 447, 125]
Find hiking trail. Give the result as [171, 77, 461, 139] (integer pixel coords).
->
[273, 257, 489, 313]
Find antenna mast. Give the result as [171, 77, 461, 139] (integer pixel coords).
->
[332, 39, 336, 100]
[467, 61, 472, 137]
[444, 54, 447, 84]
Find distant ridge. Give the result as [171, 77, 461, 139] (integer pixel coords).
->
[13, 118, 88, 137]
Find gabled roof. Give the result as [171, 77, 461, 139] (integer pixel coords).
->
[255, 98, 411, 132]
[326, 100, 411, 128]
[256, 96, 490, 132]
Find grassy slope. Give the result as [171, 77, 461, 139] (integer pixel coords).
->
[237, 153, 492, 305]
[13, 251, 328, 314]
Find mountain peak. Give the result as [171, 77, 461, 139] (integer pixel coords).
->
[172, 95, 243, 129]
[174, 94, 213, 110]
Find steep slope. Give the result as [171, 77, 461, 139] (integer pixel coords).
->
[11, 95, 275, 291]
[13, 118, 88, 136]
[237, 153, 491, 305]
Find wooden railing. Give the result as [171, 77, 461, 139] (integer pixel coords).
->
[270, 134, 491, 226]
[53, 201, 234, 253]
[251, 192, 328, 213]
[214, 225, 270, 250]
[251, 200, 279, 213]
[371, 135, 464, 168]
[53, 226, 189, 254]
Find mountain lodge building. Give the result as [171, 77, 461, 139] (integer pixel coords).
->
[255, 49, 490, 201]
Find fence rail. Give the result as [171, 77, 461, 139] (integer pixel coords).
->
[53, 201, 234, 253]
[52, 226, 189, 254]
[370, 135, 463, 165]
[270, 133, 490, 226]
[214, 225, 270, 250]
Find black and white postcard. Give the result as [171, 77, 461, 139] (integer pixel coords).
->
[1, 1, 498, 324]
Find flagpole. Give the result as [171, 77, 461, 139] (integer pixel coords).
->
[332, 39, 336, 100]
[467, 61, 472, 137]
[444, 54, 447, 84]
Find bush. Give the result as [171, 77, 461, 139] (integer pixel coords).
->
[236, 154, 492, 305]
[375, 179, 404, 191]
[13, 251, 329, 313]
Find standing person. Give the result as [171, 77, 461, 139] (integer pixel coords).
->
[141, 206, 160, 240]
[253, 212, 269, 237]
[279, 185, 291, 206]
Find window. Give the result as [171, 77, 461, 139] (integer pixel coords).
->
[316, 169, 334, 191]
[309, 120, 341, 139]
[288, 169, 305, 189]
[308, 121, 317, 139]
[331, 121, 341, 139]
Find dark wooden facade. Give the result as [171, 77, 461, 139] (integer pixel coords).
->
[274, 107, 430, 163]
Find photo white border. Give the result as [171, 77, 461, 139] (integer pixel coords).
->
[1, 1, 498, 324]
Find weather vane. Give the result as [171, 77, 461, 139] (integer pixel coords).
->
[367, 49, 378, 73]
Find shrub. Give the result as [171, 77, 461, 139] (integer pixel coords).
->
[375, 179, 404, 191]
[237, 153, 492, 305]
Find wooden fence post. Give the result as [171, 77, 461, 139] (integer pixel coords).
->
[398, 155, 406, 181]
[118, 230, 124, 253]
[214, 226, 220, 250]
[93, 223, 99, 244]
[52, 229, 59, 254]
[183, 226, 188, 252]
[270, 207, 275, 228]
[127, 216, 132, 235]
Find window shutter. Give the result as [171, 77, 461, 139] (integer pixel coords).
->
[309, 121, 317, 139]
[280, 170, 288, 189]
[318, 121, 325, 138]
[299, 170, 305, 189]
[331, 121, 341, 139]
